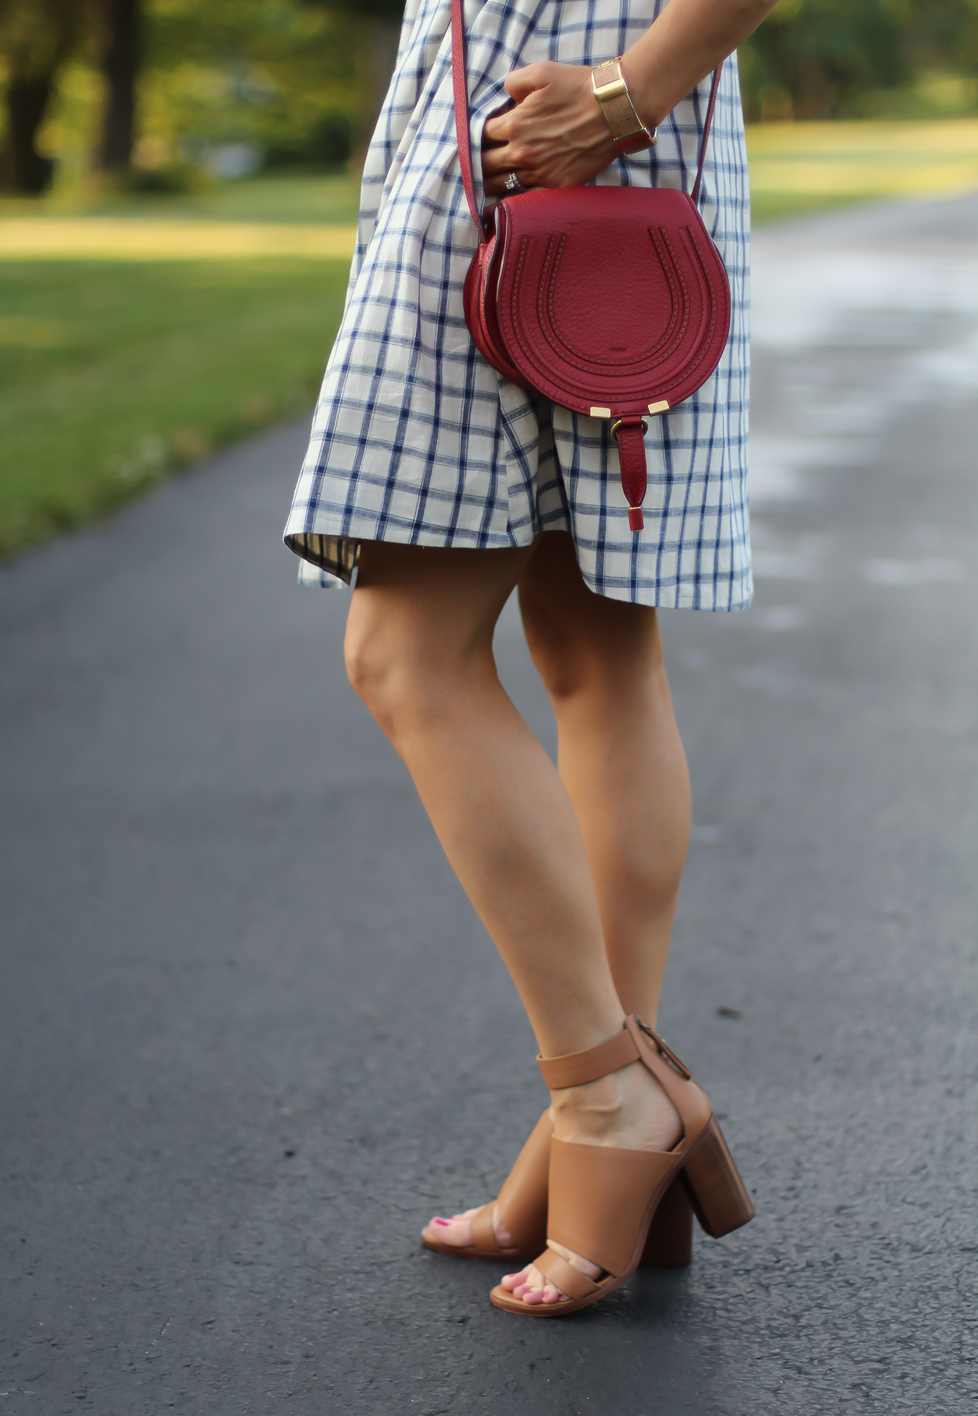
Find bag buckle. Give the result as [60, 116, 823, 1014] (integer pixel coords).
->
[610, 417, 648, 441]
[635, 1017, 692, 1079]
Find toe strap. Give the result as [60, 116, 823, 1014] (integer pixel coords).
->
[535, 1247, 602, 1301]
[548, 1137, 678, 1276]
[469, 1204, 500, 1252]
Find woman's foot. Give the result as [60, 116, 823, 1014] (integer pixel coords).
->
[422, 1203, 514, 1250]
[499, 1058, 683, 1305]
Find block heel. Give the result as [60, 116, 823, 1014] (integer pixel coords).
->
[641, 1174, 693, 1267]
[681, 1116, 754, 1239]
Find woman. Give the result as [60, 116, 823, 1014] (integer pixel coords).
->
[284, 0, 777, 1314]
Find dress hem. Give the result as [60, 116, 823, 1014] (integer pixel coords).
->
[283, 527, 753, 612]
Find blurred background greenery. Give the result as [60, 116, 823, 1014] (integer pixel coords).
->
[2, 0, 978, 559]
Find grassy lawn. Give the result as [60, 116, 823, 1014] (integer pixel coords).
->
[747, 116, 978, 223]
[0, 170, 363, 224]
[0, 257, 350, 556]
[1, 123, 977, 561]
[0, 172, 360, 559]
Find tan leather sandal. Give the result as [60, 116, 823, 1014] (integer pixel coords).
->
[489, 1015, 754, 1316]
[422, 1107, 694, 1267]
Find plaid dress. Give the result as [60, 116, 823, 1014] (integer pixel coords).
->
[283, 0, 752, 609]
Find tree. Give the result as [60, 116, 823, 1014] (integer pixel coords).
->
[910, 0, 978, 75]
[131, 0, 375, 171]
[99, 0, 140, 172]
[0, 0, 87, 192]
[304, 0, 402, 163]
[739, 0, 978, 121]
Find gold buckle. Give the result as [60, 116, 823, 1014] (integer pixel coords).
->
[592, 75, 628, 102]
[610, 418, 648, 441]
[635, 1017, 692, 1079]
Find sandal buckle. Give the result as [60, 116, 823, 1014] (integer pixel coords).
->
[635, 1017, 692, 1080]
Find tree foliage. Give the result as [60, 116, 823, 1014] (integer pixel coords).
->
[739, 0, 978, 120]
[131, 0, 380, 168]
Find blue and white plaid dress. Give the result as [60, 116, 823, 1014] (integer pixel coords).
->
[284, 0, 752, 609]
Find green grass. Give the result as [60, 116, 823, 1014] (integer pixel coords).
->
[750, 188, 861, 224]
[0, 169, 363, 225]
[747, 115, 978, 223]
[0, 257, 349, 556]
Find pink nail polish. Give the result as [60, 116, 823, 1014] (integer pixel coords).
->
[433, 1217, 451, 1227]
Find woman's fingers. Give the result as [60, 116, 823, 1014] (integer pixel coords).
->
[482, 133, 538, 194]
[481, 144, 517, 177]
[482, 60, 556, 143]
[482, 108, 513, 147]
[503, 60, 558, 103]
[482, 143, 532, 196]
[478, 61, 616, 193]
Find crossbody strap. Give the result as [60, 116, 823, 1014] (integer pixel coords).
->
[450, 0, 724, 238]
[451, 0, 488, 237]
[690, 63, 722, 206]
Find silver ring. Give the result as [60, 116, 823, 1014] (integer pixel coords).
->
[503, 170, 524, 194]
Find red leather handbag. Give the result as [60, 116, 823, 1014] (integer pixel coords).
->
[452, 0, 731, 530]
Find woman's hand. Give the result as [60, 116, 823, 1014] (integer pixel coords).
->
[480, 0, 783, 198]
[481, 62, 619, 197]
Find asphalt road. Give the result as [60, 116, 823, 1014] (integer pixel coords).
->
[2, 193, 977, 1416]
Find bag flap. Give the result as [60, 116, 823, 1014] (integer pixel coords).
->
[492, 185, 731, 417]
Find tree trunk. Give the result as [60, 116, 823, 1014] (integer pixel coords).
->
[0, 0, 85, 194]
[99, 0, 141, 173]
[1, 75, 57, 194]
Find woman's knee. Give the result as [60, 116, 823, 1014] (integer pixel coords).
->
[518, 587, 586, 700]
[520, 587, 660, 705]
[343, 603, 414, 738]
[343, 595, 473, 743]
[518, 536, 662, 701]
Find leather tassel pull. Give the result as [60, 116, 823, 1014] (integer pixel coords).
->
[612, 417, 649, 532]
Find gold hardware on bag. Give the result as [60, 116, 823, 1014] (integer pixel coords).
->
[589, 405, 612, 418]
[648, 400, 670, 414]
[611, 418, 648, 440]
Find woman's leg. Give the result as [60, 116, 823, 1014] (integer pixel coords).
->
[517, 531, 691, 1028]
[345, 540, 681, 1302]
[345, 540, 622, 1055]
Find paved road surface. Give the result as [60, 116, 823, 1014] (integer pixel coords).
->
[2, 194, 977, 1415]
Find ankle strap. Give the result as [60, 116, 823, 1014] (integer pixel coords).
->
[537, 1016, 693, 1089]
[537, 1023, 639, 1089]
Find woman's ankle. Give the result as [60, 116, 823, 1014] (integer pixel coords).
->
[550, 1069, 632, 1142]
[550, 1060, 682, 1150]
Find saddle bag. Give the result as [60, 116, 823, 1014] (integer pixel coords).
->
[452, 0, 731, 530]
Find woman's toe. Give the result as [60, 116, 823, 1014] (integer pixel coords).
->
[423, 1213, 472, 1246]
[426, 1202, 512, 1251]
[497, 1260, 569, 1305]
